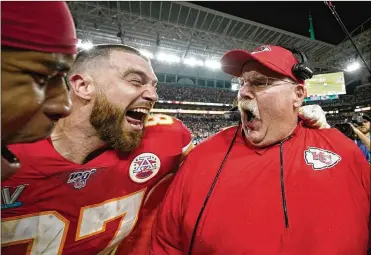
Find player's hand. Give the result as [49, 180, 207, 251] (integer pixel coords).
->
[299, 105, 330, 129]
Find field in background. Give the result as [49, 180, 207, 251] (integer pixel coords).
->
[305, 72, 346, 96]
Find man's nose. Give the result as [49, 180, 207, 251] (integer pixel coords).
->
[42, 80, 72, 121]
[142, 85, 158, 103]
[239, 84, 255, 100]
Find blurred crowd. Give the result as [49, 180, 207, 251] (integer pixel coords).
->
[173, 114, 236, 145]
[306, 83, 371, 107]
[157, 83, 236, 104]
[157, 82, 370, 107]
[355, 83, 371, 102]
[327, 112, 354, 127]
[164, 83, 370, 144]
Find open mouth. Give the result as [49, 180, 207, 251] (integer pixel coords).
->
[244, 109, 261, 132]
[125, 108, 150, 131]
[246, 109, 255, 122]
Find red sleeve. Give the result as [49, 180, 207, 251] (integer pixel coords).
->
[179, 120, 193, 162]
[117, 175, 175, 255]
[116, 118, 192, 255]
[150, 158, 191, 254]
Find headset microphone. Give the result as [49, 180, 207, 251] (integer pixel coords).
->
[224, 106, 241, 121]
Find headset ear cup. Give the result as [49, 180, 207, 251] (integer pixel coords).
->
[295, 64, 314, 80]
[298, 51, 314, 80]
[291, 53, 313, 80]
[292, 63, 305, 80]
[281, 46, 314, 81]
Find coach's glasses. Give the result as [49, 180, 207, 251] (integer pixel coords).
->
[237, 76, 298, 92]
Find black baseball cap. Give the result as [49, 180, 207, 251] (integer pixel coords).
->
[362, 114, 370, 122]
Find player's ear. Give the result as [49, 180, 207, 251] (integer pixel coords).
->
[293, 84, 306, 108]
[68, 74, 95, 101]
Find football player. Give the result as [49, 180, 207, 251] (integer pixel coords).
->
[1, 2, 77, 180]
[1, 43, 330, 255]
[1, 44, 193, 255]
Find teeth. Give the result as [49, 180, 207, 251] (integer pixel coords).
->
[130, 108, 149, 115]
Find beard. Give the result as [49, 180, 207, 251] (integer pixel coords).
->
[89, 93, 143, 153]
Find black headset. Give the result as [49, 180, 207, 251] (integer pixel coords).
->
[223, 106, 240, 121]
[285, 47, 314, 80]
[188, 46, 314, 254]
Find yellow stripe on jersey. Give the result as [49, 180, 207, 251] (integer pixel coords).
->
[220, 125, 239, 131]
[180, 141, 194, 163]
[96, 244, 118, 255]
[110, 246, 118, 255]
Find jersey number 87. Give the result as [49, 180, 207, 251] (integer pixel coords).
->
[144, 114, 174, 127]
[1, 189, 146, 255]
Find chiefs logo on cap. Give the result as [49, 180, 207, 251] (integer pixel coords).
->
[251, 45, 271, 54]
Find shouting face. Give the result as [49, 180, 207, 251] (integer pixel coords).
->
[88, 50, 158, 152]
[238, 61, 305, 147]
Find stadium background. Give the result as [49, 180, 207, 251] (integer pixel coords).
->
[68, 1, 371, 145]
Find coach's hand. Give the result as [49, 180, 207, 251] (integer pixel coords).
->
[299, 105, 330, 129]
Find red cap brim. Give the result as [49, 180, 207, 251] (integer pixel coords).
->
[221, 49, 301, 84]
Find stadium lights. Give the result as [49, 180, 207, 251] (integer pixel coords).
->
[140, 49, 154, 59]
[204, 60, 221, 70]
[345, 62, 360, 72]
[119, 47, 223, 69]
[354, 106, 371, 112]
[183, 58, 223, 70]
[184, 57, 204, 67]
[75, 41, 222, 69]
[156, 52, 181, 63]
[77, 39, 93, 50]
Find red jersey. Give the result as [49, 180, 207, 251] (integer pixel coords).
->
[151, 122, 370, 255]
[1, 114, 192, 255]
[116, 172, 178, 255]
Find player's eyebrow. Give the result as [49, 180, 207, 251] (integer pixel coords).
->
[123, 68, 158, 84]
